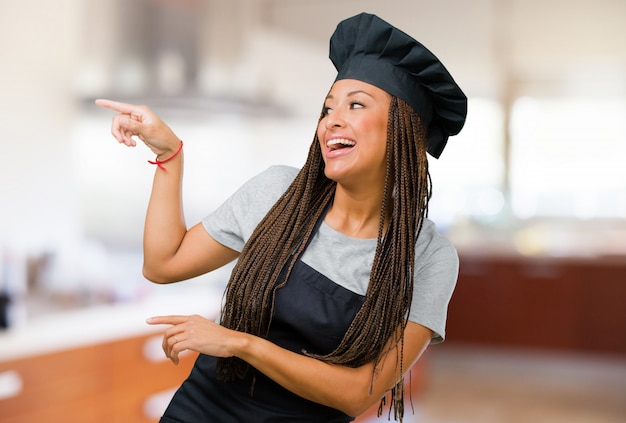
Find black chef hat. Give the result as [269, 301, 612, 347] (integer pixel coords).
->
[329, 12, 467, 158]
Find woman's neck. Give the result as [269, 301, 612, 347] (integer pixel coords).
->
[325, 184, 391, 239]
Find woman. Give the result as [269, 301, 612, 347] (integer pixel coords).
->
[97, 12, 466, 423]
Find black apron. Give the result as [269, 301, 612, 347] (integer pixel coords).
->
[161, 216, 366, 423]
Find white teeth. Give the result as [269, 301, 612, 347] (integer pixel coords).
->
[327, 138, 356, 147]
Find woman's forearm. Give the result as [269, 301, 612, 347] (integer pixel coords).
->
[151, 315, 431, 417]
[235, 333, 390, 416]
[142, 145, 187, 282]
[234, 322, 431, 416]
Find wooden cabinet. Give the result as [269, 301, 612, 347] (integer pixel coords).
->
[0, 333, 197, 423]
[0, 332, 427, 422]
[447, 254, 626, 355]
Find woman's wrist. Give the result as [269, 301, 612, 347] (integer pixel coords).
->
[149, 140, 183, 170]
[230, 331, 253, 359]
[155, 137, 181, 158]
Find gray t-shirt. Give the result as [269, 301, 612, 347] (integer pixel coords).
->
[202, 165, 459, 343]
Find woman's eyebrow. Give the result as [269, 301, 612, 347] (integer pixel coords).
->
[325, 90, 374, 101]
[347, 90, 374, 98]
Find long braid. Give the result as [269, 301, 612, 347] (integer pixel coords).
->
[216, 121, 335, 380]
[217, 98, 431, 422]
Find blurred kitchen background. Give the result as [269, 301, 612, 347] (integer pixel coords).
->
[1, 0, 625, 422]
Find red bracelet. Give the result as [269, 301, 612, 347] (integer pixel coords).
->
[148, 140, 183, 170]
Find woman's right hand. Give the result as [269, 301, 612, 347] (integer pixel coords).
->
[95, 99, 179, 157]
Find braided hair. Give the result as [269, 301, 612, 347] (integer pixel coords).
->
[216, 96, 431, 420]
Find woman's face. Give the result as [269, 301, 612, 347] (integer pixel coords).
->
[317, 79, 391, 188]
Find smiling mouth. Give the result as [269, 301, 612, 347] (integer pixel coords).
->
[327, 138, 356, 151]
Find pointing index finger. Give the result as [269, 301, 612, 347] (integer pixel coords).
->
[95, 99, 142, 115]
[146, 315, 189, 326]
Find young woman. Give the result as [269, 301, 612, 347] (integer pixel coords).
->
[97, 12, 466, 423]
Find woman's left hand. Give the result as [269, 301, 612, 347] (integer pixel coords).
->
[147, 314, 241, 365]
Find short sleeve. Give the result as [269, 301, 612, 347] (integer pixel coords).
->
[408, 220, 459, 344]
[202, 165, 299, 251]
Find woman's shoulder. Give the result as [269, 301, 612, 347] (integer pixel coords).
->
[202, 165, 301, 251]
[415, 219, 459, 268]
[256, 165, 300, 183]
[234, 165, 299, 199]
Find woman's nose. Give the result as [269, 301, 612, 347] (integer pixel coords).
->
[325, 110, 345, 129]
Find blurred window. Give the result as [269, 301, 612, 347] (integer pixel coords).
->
[428, 98, 505, 226]
[429, 96, 626, 224]
[510, 97, 626, 219]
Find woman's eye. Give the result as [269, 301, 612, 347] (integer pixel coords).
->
[322, 102, 362, 116]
